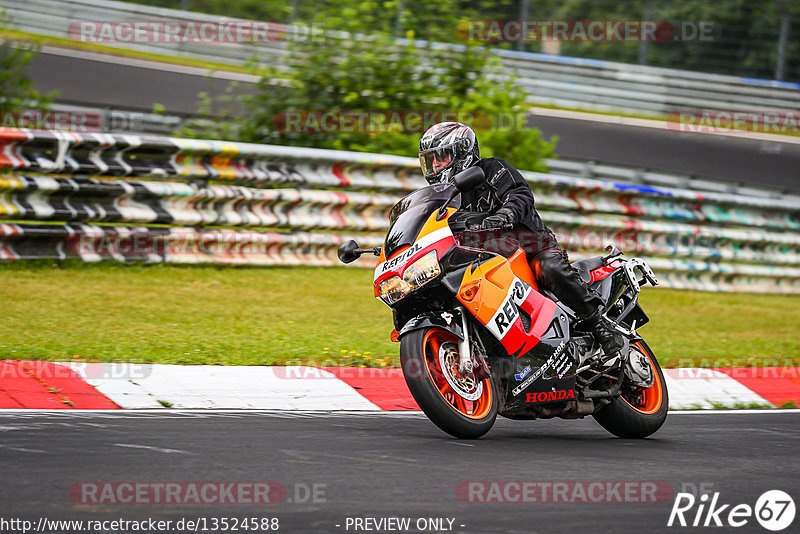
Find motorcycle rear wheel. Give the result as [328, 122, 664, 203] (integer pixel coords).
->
[400, 327, 498, 439]
[592, 340, 668, 438]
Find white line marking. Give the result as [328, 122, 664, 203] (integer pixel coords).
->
[0, 409, 425, 415]
[0, 444, 46, 453]
[113, 443, 190, 454]
[0, 408, 796, 416]
[668, 409, 800, 414]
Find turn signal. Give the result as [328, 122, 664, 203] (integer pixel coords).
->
[459, 279, 481, 301]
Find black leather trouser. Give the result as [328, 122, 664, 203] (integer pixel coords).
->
[524, 233, 603, 323]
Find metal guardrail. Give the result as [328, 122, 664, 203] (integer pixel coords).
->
[545, 158, 800, 202]
[5, 0, 800, 115]
[48, 103, 183, 136]
[1, 128, 799, 294]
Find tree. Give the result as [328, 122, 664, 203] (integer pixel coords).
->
[183, 0, 554, 172]
[0, 10, 54, 114]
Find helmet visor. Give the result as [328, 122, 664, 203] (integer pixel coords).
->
[419, 144, 457, 179]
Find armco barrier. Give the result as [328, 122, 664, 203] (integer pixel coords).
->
[0, 128, 799, 294]
[5, 0, 800, 115]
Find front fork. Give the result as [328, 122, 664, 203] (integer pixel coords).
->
[455, 306, 472, 375]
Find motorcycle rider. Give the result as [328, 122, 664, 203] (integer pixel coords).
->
[418, 121, 624, 356]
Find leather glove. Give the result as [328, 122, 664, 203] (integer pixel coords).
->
[479, 207, 516, 230]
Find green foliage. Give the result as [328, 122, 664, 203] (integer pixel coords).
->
[174, 85, 242, 141]
[133, 0, 800, 82]
[124, 0, 293, 22]
[181, 0, 554, 170]
[0, 11, 54, 112]
[545, 0, 800, 80]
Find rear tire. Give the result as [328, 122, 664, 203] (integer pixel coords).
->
[400, 327, 498, 439]
[592, 340, 668, 439]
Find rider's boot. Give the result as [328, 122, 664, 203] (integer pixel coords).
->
[587, 311, 624, 356]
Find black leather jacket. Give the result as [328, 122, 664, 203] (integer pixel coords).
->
[460, 157, 548, 233]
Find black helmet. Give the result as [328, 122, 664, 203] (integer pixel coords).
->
[418, 122, 480, 185]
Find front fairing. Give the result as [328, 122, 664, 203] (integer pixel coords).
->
[383, 184, 461, 258]
[373, 186, 462, 305]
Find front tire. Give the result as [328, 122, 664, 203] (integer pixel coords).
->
[400, 327, 498, 439]
[592, 340, 668, 439]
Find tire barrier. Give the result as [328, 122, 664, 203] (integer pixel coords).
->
[1, 176, 798, 266]
[0, 223, 383, 266]
[0, 175, 398, 231]
[0, 128, 798, 293]
[1, 223, 796, 293]
[0, 131, 797, 228]
[0, 131, 422, 190]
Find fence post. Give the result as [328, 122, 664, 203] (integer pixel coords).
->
[516, 0, 530, 52]
[639, 0, 654, 65]
[775, 0, 791, 81]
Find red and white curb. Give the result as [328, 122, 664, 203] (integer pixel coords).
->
[0, 360, 798, 410]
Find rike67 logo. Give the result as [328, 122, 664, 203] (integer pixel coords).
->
[668, 490, 795, 531]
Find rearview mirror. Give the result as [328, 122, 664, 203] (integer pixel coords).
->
[453, 167, 485, 192]
[337, 240, 361, 264]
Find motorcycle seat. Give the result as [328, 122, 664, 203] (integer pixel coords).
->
[572, 256, 605, 284]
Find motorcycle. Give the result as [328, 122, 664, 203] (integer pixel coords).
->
[338, 167, 668, 439]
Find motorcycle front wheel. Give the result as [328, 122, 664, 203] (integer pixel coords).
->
[400, 327, 498, 439]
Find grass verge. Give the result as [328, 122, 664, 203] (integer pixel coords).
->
[1, 28, 258, 75]
[0, 261, 798, 368]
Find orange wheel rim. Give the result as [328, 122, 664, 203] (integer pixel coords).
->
[422, 329, 493, 420]
[621, 342, 663, 415]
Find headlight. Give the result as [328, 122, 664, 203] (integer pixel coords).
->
[379, 276, 413, 305]
[403, 251, 441, 288]
[378, 251, 441, 305]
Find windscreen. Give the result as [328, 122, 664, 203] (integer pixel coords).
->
[384, 183, 461, 258]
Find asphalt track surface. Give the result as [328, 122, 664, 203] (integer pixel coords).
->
[29, 50, 800, 192]
[28, 49, 255, 116]
[0, 411, 798, 534]
[528, 115, 800, 192]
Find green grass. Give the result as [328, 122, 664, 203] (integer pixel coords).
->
[637, 289, 800, 368]
[1, 262, 798, 368]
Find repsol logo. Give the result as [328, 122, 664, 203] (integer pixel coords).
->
[526, 389, 575, 403]
[494, 280, 529, 336]
[382, 243, 421, 272]
[494, 298, 519, 336]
